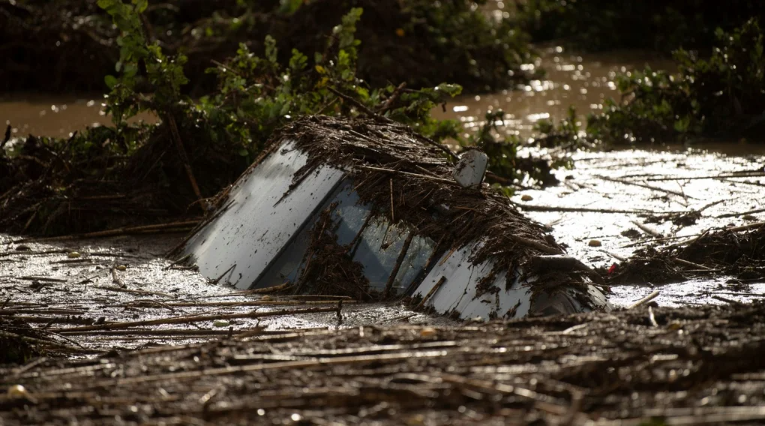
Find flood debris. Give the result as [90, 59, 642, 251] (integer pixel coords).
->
[0, 316, 89, 364]
[4, 302, 765, 425]
[0, 234, 453, 355]
[183, 116, 608, 320]
[608, 223, 765, 284]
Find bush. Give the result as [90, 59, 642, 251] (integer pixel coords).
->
[587, 19, 765, 144]
[519, 19, 765, 146]
[514, 0, 765, 53]
[0, 0, 540, 94]
[1, 3, 558, 235]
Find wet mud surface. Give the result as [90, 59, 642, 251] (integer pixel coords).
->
[0, 234, 451, 354]
[513, 148, 765, 308]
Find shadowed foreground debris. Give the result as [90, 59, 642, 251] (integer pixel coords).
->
[3, 302, 765, 425]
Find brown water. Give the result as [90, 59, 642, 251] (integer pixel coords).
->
[431, 46, 674, 140]
[1, 45, 669, 140]
[0, 94, 155, 139]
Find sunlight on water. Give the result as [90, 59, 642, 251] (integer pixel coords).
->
[431, 47, 674, 140]
[0, 94, 156, 138]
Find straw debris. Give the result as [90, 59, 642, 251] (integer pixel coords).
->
[266, 116, 597, 302]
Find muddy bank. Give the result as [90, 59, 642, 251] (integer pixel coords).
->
[3, 301, 765, 425]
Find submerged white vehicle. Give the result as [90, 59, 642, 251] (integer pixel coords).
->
[182, 116, 608, 320]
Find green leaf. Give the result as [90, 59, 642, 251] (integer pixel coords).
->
[435, 83, 463, 97]
[278, 0, 303, 15]
[104, 75, 118, 89]
[132, 0, 148, 13]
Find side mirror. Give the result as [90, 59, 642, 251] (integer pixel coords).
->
[453, 149, 488, 189]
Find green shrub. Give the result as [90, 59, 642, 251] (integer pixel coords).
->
[519, 19, 765, 146]
[514, 0, 765, 53]
[1, 3, 560, 235]
[587, 19, 765, 144]
[1, 0, 540, 94]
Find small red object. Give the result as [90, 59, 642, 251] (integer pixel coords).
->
[608, 263, 617, 274]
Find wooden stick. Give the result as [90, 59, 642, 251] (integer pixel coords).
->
[519, 205, 666, 214]
[596, 175, 689, 197]
[416, 276, 446, 310]
[697, 198, 727, 213]
[0, 309, 86, 316]
[712, 295, 744, 305]
[49, 306, 340, 332]
[328, 86, 386, 121]
[717, 207, 765, 218]
[645, 171, 765, 181]
[166, 113, 206, 212]
[15, 220, 201, 243]
[95, 286, 174, 298]
[390, 178, 395, 223]
[19, 276, 67, 283]
[510, 234, 562, 255]
[125, 299, 356, 308]
[357, 165, 457, 185]
[384, 232, 414, 298]
[601, 250, 627, 262]
[58, 328, 262, 336]
[673, 258, 712, 271]
[377, 82, 407, 113]
[628, 290, 660, 309]
[630, 220, 663, 238]
[290, 294, 354, 300]
[648, 306, 658, 327]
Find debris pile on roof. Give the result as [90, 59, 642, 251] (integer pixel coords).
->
[276, 116, 587, 295]
[183, 115, 606, 318]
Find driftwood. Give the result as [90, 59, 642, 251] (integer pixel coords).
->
[15, 220, 201, 243]
[48, 306, 340, 333]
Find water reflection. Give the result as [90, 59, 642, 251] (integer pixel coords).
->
[0, 94, 156, 138]
[431, 47, 674, 140]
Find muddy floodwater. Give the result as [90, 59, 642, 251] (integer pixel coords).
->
[2, 47, 764, 335]
[0, 95, 155, 138]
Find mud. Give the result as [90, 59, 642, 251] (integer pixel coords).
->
[0, 234, 452, 355]
[508, 147, 765, 308]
